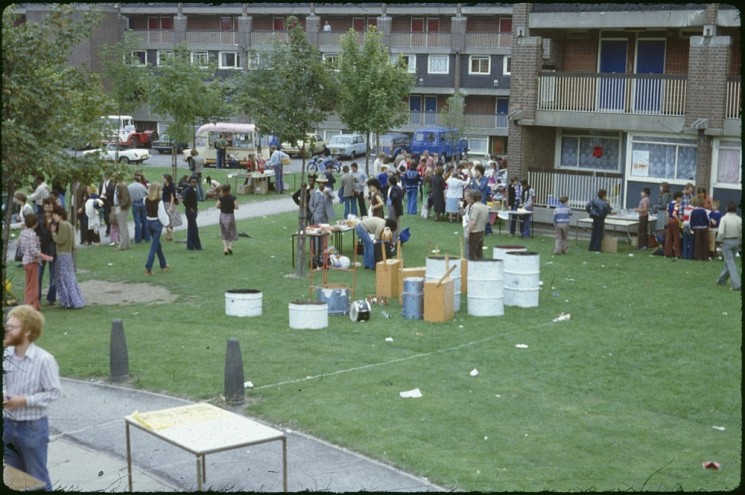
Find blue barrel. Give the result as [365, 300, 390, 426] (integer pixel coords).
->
[316, 284, 350, 315]
[401, 277, 424, 320]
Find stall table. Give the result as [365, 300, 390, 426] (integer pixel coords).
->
[577, 213, 657, 244]
[3, 464, 46, 491]
[125, 403, 287, 492]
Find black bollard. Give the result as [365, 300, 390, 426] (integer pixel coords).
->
[110, 319, 129, 383]
[224, 338, 245, 405]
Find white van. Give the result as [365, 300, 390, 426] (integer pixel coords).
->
[183, 123, 265, 167]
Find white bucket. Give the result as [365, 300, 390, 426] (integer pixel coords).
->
[466, 260, 504, 317]
[492, 244, 527, 261]
[289, 301, 328, 329]
[503, 251, 540, 308]
[425, 256, 461, 312]
[225, 289, 263, 317]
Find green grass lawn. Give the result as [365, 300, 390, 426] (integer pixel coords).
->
[16, 197, 742, 491]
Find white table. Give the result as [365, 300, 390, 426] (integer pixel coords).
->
[577, 214, 657, 243]
[125, 403, 287, 492]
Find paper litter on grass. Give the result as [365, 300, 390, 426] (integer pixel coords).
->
[552, 313, 571, 322]
[469, 368, 479, 377]
[712, 426, 726, 431]
[385, 337, 393, 342]
[515, 344, 528, 349]
[400, 388, 423, 398]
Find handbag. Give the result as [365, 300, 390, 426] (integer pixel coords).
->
[14, 243, 23, 262]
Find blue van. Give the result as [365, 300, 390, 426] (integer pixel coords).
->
[410, 126, 468, 161]
[373, 133, 411, 159]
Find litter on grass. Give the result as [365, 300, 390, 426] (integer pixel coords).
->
[469, 368, 479, 377]
[244, 381, 254, 389]
[712, 426, 726, 431]
[702, 461, 721, 470]
[552, 313, 571, 322]
[515, 344, 529, 349]
[385, 337, 393, 342]
[400, 388, 423, 398]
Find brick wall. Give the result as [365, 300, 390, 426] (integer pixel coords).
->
[665, 38, 689, 75]
[686, 38, 731, 129]
[561, 35, 598, 72]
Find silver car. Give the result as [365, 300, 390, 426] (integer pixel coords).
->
[328, 134, 366, 159]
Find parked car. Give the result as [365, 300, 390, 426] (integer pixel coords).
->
[328, 133, 367, 159]
[281, 133, 327, 158]
[82, 143, 150, 164]
[372, 133, 411, 159]
[410, 126, 468, 162]
[151, 134, 189, 154]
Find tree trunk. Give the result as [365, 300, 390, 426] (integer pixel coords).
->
[294, 165, 308, 278]
[1, 179, 17, 279]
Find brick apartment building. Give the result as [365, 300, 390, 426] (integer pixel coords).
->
[16, 2, 742, 209]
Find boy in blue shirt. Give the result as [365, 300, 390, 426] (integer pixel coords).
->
[553, 195, 572, 254]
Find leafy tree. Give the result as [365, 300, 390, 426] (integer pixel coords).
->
[440, 90, 469, 167]
[337, 26, 414, 174]
[2, 5, 114, 266]
[233, 18, 338, 276]
[147, 43, 228, 180]
[99, 31, 150, 157]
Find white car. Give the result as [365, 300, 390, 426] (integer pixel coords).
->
[82, 143, 151, 164]
[328, 134, 366, 159]
[281, 133, 327, 157]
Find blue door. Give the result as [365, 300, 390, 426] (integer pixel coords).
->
[634, 40, 665, 113]
[424, 96, 438, 125]
[409, 95, 422, 125]
[598, 40, 627, 111]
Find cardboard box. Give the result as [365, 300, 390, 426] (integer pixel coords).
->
[601, 235, 617, 253]
[237, 184, 253, 195]
[423, 279, 455, 323]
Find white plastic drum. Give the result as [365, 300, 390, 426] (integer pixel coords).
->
[425, 256, 461, 312]
[466, 260, 504, 317]
[503, 251, 540, 308]
[349, 300, 371, 322]
[492, 244, 527, 261]
[289, 301, 328, 329]
[225, 289, 263, 317]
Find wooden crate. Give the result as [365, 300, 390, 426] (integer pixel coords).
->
[376, 259, 401, 299]
[423, 279, 455, 323]
[237, 183, 253, 195]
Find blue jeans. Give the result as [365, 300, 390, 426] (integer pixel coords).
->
[132, 201, 149, 243]
[3, 417, 52, 491]
[406, 189, 418, 215]
[355, 223, 375, 269]
[145, 219, 167, 271]
[681, 228, 694, 259]
[38, 259, 56, 303]
[343, 196, 358, 219]
[273, 164, 284, 193]
[509, 205, 518, 234]
[718, 238, 741, 289]
[521, 211, 532, 238]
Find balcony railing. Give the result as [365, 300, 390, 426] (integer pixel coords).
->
[528, 168, 624, 210]
[184, 30, 238, 45]
[250, 31, 289, 47]
[318, 31, 366, 49]
[538, 72, 687, 116]
[407, 111, 508, 130]
[130, 30, 174, 45]
[726, 77, 741, 119]
[389, 32, 452, 49]
[464, 32, 512, 50]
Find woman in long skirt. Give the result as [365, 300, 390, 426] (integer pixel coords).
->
[216, 184, 239, 255]
[51, 205, 85, 309]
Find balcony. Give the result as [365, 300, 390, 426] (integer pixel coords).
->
[184, 30, 238, 46]
[129, 29, 174, 47]
[250, 31, 289, 47]
[318, 31, 366, 49]
[464, 32, 512, 51]
[406, 111, 509, 131]
[537, 72, 687, 116]
[389, 32, 452, 50]
[725, 77, 741, 120]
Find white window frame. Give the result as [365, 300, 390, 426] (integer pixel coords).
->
[465, 136, 488, 156]
[503, 56, 511, 76]
[469, 55, 491, 75]
[191, 51, 209, 68]
[427, 55, 449, 74]
[129, 50, 148, 67]
[625, 133, 698, 181]
[711, 138, 742, 189]
[556, 129, 622, 173]
[156, 50, 174, 66]
[322, 53, 340, 71]
[219, 51, 242, 70]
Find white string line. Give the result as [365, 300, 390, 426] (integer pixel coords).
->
[253, 324, 542, 391]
